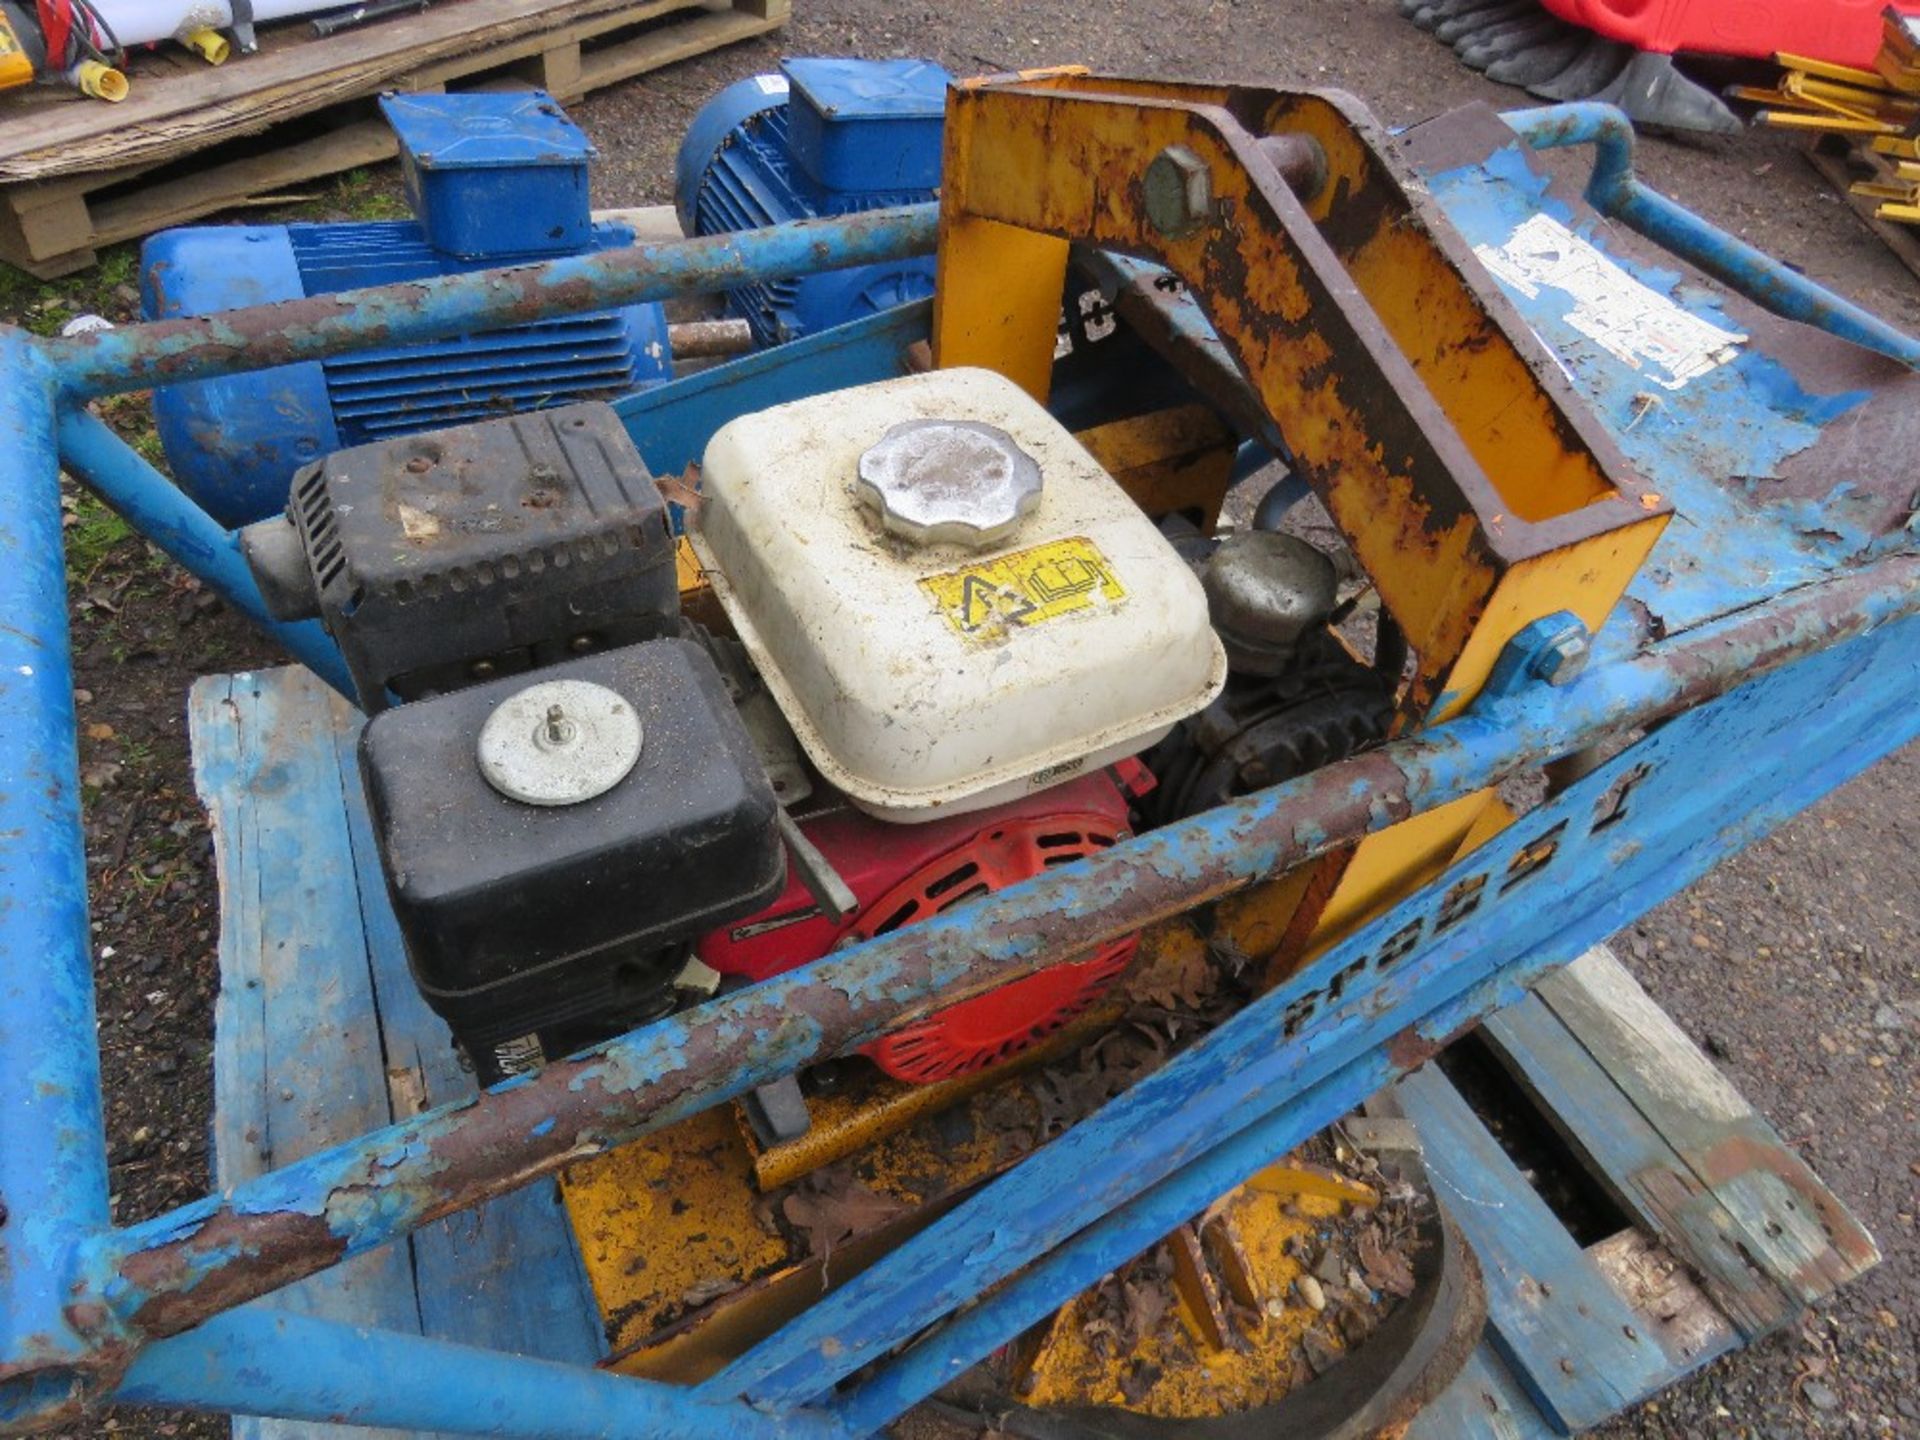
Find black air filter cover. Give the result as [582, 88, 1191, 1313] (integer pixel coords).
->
[359, 637, 785, 1069]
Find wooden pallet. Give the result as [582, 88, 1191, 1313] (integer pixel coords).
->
[0, 0, 787, 279]
[190, 665, 1878, 1438]
[1807, 134, 1920, 284]
[1400, 954, 1877, 1436]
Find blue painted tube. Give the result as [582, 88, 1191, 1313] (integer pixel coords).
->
[830, 1052, 1376, 1432]
[0, 337, 110, 1386]
[116, 1305, 852, 1440]
[1502, 103, 1920, 369]
[43, 206, 941, 399]
[53, 408, 353, 697]
[69, 549, 1920, 1346]
[829, 968, 1519, 1435]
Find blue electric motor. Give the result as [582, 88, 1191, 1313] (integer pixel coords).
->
[143, 91, 673, 529]
[675, 57, 950, 347]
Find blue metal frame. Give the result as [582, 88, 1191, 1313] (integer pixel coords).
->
[1, 110, 1916, 1439]
[1501, 104, 1920, 369]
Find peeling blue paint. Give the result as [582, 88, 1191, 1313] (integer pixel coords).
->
[1422, 136, 1889, 652]
[2, 127, 1918, 1440]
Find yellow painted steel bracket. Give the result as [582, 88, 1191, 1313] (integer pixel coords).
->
[935, 74, 1671, 972]
[937, 73, 1668, 715]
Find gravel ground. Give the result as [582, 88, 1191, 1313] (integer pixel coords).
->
[24, 0, 1918, 1435]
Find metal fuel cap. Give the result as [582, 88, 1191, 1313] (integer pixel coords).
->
[855, 418, 1043, 548]
[477, 678, 643, 806]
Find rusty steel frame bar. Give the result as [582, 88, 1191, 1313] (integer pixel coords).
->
[2, 107, 1917, 1438]
[42, 206, 941, 399]
[112, 1306, 856, 1440]
[0, 209, 947, 1432]
[68, 551, 1920, 1348]
[1504, 104, 1920, 369]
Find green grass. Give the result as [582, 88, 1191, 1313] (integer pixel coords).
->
[0, 245, 142, 335]
[308, 166, 411, 223]
[65, 491, 135, 580]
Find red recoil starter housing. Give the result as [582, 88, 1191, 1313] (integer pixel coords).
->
[698, 765, 1153, 1085]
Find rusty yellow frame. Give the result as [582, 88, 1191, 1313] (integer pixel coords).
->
[933, 73, 1670, 968]
[563, 74, 1680, 1387]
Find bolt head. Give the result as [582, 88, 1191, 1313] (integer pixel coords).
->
[855, 419, 1043, 549]
[1144, 145, 1213, 238]
[1533, 626, 1589, 686]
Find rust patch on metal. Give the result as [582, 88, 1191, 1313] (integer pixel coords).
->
[1385, 1025, 1445, 1072]
[119, 1208, 348, 1339]
[46, 208, 938, 398]
[1385, 1013, 1476, 1073]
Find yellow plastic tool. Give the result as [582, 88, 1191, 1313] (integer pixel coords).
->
[0, 11, 35, 92]
[71, 58, 127, 102]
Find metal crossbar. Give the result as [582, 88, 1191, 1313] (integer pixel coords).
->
[0, 108, 1915, 1439]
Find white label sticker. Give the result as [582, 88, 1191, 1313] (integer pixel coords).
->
[754, 74, 790, 95]
[1474, 213, 1745, 390]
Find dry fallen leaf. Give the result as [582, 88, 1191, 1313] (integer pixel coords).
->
[1358, 1226, 1417, 1299]
[658, 462, 704, 523]
[781, 1175, 907, 1257]
[1140, 945, 1216, 1012]
[80, 759, 123, 790]
[679, 1275, 738, 1309]
[1120, 1275, 1171, 1346]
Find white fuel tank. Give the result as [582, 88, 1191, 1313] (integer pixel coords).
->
[692, 366, 1226, 821]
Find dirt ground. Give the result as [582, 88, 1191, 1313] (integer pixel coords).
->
[21, 0, 1917, 1436]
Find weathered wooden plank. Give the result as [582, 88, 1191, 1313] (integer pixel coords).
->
[1538, 951, 1880, 1310]
[0, 184, 96, 278]
[1406, 1345, 1554, 1440]
[1807, 138, 1920, 285]
[575, 8, 785, 94]
[0, 0, 784, 273]
[325, 711, 607, 1367]
[1586, 1229, 1736, 1378]
[1387, 1065, 1673, 1433]
[0, 0, 703, 177]
[1480, 992, 1794, 1339]
[85, 119, 401, 250]
[192, 670, 422, 1440]
[197, 674, 270, 1195]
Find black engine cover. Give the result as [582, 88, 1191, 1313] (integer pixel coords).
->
[360, 637, 786, 1077]
[256, 401, 680, 712]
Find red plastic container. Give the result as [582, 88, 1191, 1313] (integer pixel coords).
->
[1537, 0, 1920, 67]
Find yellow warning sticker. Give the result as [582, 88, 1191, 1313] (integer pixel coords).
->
[920, 536, 1126, 643]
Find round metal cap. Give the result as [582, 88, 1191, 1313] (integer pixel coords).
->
[1202, 531, 1338, 676]
[477, 679, 643, 806]
[854, 419, 1043, 549]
